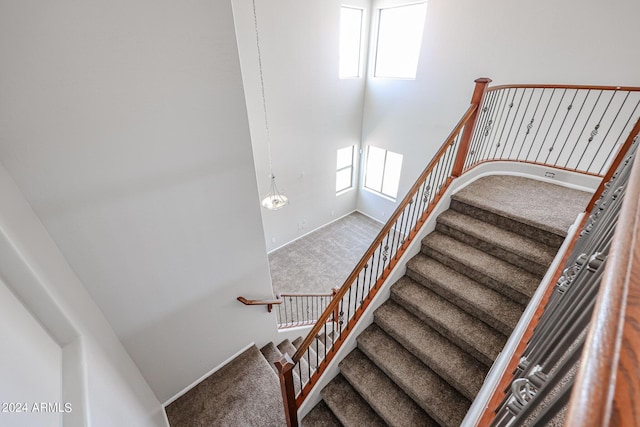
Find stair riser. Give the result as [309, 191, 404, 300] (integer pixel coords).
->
[356, 328, 469, 427]
[405, 267, 515, 336]
[390, 289, 496, 367]
[450, 200, 565, 248]
[435, 222, 549, 276]
[339, 350, 435, 426]
[421, 244, 530, 305]
[373, 311, 482, 401]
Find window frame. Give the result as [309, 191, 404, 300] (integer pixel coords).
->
[336, 145, 356, 195]
[363, 145, 403, 200]
[339, 5, 366, 79]
[372, 1, 428, 80]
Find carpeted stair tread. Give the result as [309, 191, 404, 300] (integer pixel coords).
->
[166, 345, 285, 427]
[292, 336, 304, 348]
[406, 254, 524, 336]
[436, 209, 556, 275]
[451, 175, 591, 239]
[391, 276, 506, 366]
[422, 232, 540, 305]
[340, 349, 436, 426]
[302, 400, 343, 427]
[374, 300, 488, 401]
[322, 374, 387, 427]
[260, 342, 283, 375]
[358, 324, 470, 427]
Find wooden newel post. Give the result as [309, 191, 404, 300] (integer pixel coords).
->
[451, 77, 492, 177]
[331, 286, 340, 323]
[275, 353, 298, 427]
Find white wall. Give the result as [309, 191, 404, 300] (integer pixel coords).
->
[233, 0, 371, 251]
[0, 0, 278, 404]
[0, 164, 165, 426]
[0, 278, 62, 427]
[358, 0, 640, 221]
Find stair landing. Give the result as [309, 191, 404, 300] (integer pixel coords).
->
[453, 175, 592, 239]
[165, 345, 285, 426]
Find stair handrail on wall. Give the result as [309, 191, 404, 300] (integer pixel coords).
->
[237, 291, 336, 329]
[271, 78, 640, 427]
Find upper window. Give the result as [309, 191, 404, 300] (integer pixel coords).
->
[336, 145, 356, 193]
[339, 6, 364, 78]
[364, 145, 403, 199]
[374, 2, 428, 79]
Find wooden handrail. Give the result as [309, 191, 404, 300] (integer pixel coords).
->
[278, 292, 333, 297]
[565, 133, 640, 425]
[236, 296, 282, 313]
[290, 103, 479, 364]
[487, 83, 640, 92]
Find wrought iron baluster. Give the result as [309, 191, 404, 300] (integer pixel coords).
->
[500, 87, 526, 159]
[526, 88, 556, 161]
[517, 88, 545, 159]
[553, 89, 592, 167]
[599, 99, 640, 174]
[508, 88, 535, 159]
[586, 91, 630, 172]
[534, 88, 567, 162]
[468, 90, 497, 167]
[564, 90, 604, 168]
[483, 88, 509, 160]
[492, 88, 518, 158]
[544, 89, 579, 165]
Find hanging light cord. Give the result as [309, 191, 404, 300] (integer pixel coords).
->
[252, 0, 274, 177]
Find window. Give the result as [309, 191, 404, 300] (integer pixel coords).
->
[336, 145, 356, 193]
[374, 2, 428, 79]
[364, 145, 403, 199]
[339, 6, 364, 78]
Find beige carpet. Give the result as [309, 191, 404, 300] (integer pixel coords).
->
[269, 212, 382, 295]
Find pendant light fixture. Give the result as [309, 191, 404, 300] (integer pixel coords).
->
[252, 0, 289, 210]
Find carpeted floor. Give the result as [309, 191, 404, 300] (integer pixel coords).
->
[269, 212, 382, 295]
[165, 346, 285, 427]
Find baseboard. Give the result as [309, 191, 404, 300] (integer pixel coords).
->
[162, 342, 255, 407]
[267, 210, 359, 254]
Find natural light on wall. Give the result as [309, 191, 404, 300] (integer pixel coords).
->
[339, 6, 364, 78]
[364, 145, 403, 199]
[374, 2, 428, 79]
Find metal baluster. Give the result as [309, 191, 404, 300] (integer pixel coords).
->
[468, 90, 498, 167]
[543, 89, 579, 165]
[483, 88, 510, 160]
[534, 88, 568, 162]
[526, 88, 556, 160]
[500, 87, 526, 158]
[553, 89, 592, 167]
[507, 88, 535, 159]
[492, 88, 518, 159]
[599, 99, 640, 174]
[564, 90, 604, 168]
[516, 88, 545, 160]
[586, 91, 629, 172]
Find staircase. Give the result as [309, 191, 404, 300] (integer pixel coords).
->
[166, 175, 590, 426]
[300, 175, 590, 426]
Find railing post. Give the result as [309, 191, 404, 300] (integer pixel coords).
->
[331, 286, 340, 322]
[275, 354, 298, 427]
[451, 77, 492, 177]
